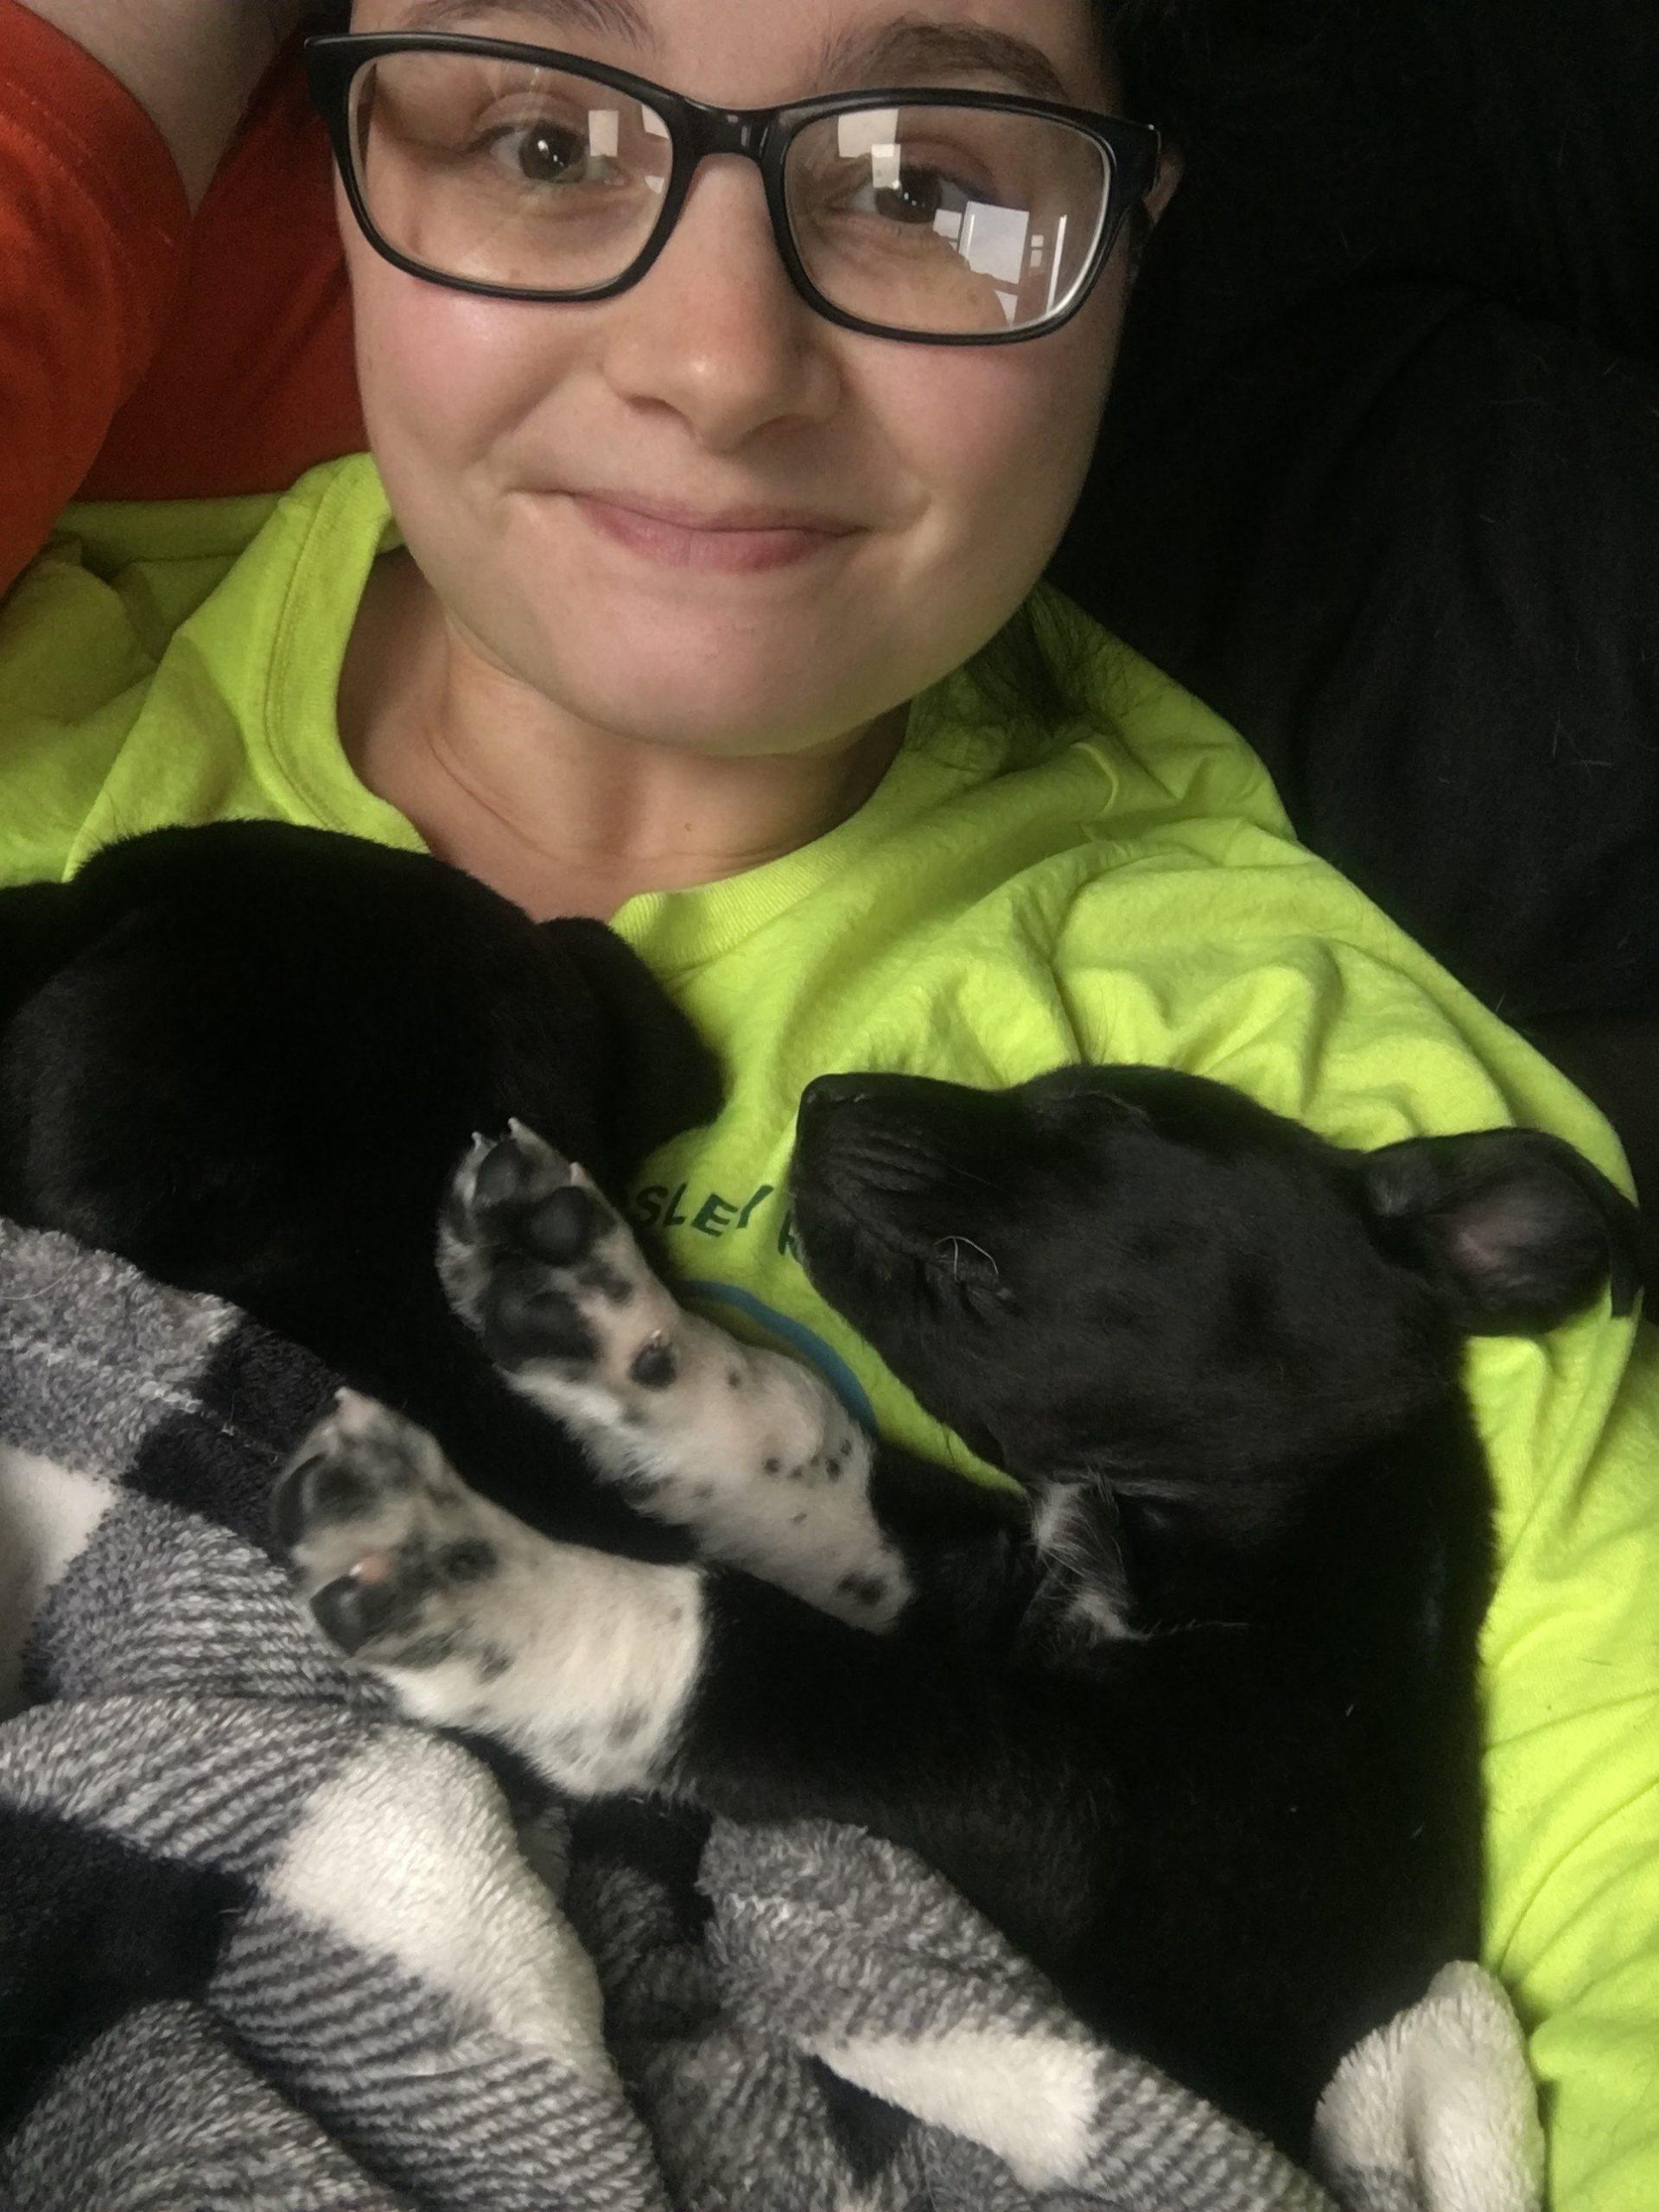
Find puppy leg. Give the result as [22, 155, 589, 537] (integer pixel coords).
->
[275, 1391, 704, 1795]
[438, 1123, 907, 1626]
[275, 1393, 1079, 1975]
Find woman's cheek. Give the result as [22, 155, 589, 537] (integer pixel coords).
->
[887, 310, 1116, 589]
[348, 236, 556, 491]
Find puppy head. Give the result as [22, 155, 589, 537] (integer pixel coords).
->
[791, 1065, 1640, 1485]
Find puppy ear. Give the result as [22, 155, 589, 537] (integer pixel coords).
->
[1359, 1128, 1644, 1333]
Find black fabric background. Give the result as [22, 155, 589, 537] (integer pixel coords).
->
[1058, 0, 1659, 1027]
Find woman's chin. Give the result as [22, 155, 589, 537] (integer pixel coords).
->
[573, 688, 860, 759]
[539, 642, 897, 760]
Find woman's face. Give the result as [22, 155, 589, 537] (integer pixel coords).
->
[346, 0, 1164, 759]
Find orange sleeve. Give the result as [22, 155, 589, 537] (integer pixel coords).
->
[79, 42, 365, 506]
[0, 0, 189, 593]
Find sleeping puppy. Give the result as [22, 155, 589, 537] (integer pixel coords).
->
[0, 826, 1639, 2148]
[0, 821, 721, 1557]
[276, 1066, 1641, 2156]
[0, 821, 731, 2119]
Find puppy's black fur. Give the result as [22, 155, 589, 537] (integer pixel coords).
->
[0, 823, 721, 1555]
[0, 825, 1641, 2157]
[594, 1065, 1638, 2151]
[0, 823, 725, 2118]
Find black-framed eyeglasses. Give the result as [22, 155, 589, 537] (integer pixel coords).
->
[306, 33, 1161, 346]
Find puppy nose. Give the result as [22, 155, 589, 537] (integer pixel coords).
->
[799, 1075, 877, 1122]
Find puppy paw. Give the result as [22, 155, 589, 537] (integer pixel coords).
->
[273, 1389, 706, 1789]
[432, 1127, 903, 1631]
[439, 1120, 686, 1396]
[273, 1390, 514, 1679]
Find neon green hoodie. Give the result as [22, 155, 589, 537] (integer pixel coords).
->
[3, 452, 1657, 2208]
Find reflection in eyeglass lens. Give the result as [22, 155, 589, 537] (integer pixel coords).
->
[791, 106, 1107, 333]
[353, 54, 674, 289]
[349, 55, 1109, 332]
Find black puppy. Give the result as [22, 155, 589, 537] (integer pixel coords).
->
[0, 822, 729, 2121]
[276, 1065, 1640, 2154]
[0, 821, 721, 1555]
[2, 829, 1639, 2151]
[0, 822, 733, 2119]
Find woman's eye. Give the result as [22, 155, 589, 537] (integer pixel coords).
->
[843, 159, 982, 231]
[874, 163, 963, 226]
[481, 119, 605, 186]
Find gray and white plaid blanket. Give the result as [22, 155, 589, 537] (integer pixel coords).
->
[0, 1217, 1544, 2212]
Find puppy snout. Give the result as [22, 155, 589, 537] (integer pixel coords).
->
[798, 1075, 879, 1122]
[795, 1075, 963, 1205]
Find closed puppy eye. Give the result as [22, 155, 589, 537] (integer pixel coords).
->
[931, 1236, 1017, 1315]
[932, 1233, 1000, 1282]
[1083, 1091, 1156, 1132]
[1031, 1084, 1156, 1136]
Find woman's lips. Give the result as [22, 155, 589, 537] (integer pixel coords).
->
[570, 493, 856, 575]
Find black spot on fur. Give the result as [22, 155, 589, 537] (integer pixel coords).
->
[763, 1457, 783, 1477]
[481, 1263, 599, 1370]
[727, 1368, 743, 1388]
[311, 1563, 429, 1656]
[442, 1536, 498, 1584]
[471, 1139, 536, 1216]
[292, 1456, 376, 1527]
[836, 1572, 888, 1610]
[521, 1185, 606, 1266]
[630, 1337, 677, 1389]
[577, 1256, 635, 1305]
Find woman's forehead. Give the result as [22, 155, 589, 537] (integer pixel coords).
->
[350, 0, 1113, 108]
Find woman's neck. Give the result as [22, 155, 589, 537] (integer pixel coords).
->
[338, 550, 906, 921]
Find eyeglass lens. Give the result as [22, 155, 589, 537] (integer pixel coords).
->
[346, 52, 1115, 335]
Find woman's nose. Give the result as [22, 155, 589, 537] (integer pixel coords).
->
[599, 160, 841, 449]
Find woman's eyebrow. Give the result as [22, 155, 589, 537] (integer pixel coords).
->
[392, 0, 654, 51]
[816, 19, 1072, 105]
